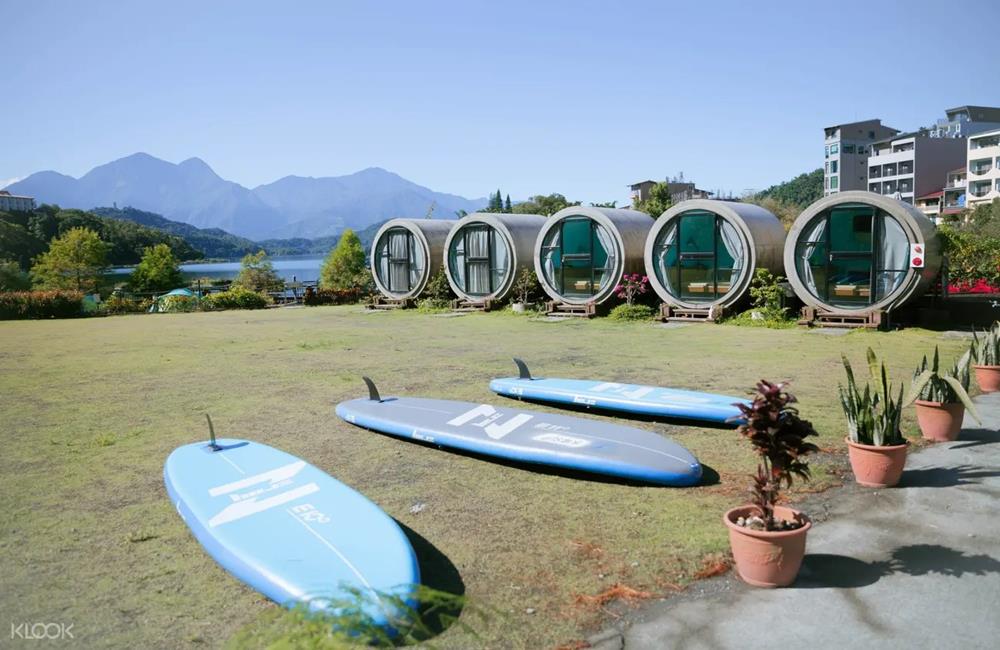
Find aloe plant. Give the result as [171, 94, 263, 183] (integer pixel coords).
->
[972, 321, 1000, 366]
[838, 348, 906, 446]
[905, 347, 981, 424]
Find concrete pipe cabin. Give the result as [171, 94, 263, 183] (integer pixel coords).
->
[370, 218, 458, 300]
[644, 200, 786, 313]
[443, 212, 547, 304]
[783, 191, 940, 316]
[534, 206, 653, 306]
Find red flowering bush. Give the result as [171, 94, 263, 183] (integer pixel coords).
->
[614, 273, 648, 306]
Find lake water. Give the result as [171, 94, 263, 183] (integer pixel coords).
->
[111, 255, 325, 283]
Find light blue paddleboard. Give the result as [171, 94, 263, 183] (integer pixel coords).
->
[335, 378, 701, 486]
[489, 359, 748, 425]
[164, 435, 420, 629]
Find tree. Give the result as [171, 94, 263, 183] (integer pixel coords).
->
[755, 169, 824, 206]
[745, 196, 800, 231]
[0, 259, 31, 291]
[512, 193, 579, 216]
[233, 250, 283, 292]
[488, 189, 503, 213]
[633, 183, 672, 218]
[320, 229, 367, 289]
[504, 194, 512, 213]
[591, 200, 617, 208]
[130, 243, 184, 291]
[31, 227, 110, 292]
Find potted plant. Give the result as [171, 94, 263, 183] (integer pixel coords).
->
[906, 346, 981, 441]
[724, 380, 819, 588]
[511, 268, 538, 314]
[838, 348, 908, 488]
[972, 321, 1000, 393]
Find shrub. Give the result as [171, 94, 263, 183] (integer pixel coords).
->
[608, 303, 655, 321]
[423, 270, 454, 301]
[303, 287, 364, 306]
[158, 294, 200, 313]
[512, 267, 541, 304]
[749, 268, 786, 312]
[0, 259, 31, 291]
[416, 298, 451, 312]
[938, 226, 1000, 289]
[614, 273, 648, 306]
[203, 286, 271, 310]
[101, 294, 151, 315]
[0, 290, 84, 319]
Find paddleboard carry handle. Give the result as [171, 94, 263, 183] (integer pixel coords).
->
[205, 413, 221, 451]
[362, 376, 383, 402]
[513, 357, 533, 380]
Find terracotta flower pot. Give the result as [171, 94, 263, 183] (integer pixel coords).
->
[973, 364, 1000, 393]
[845, 438, 909, 487]
[723, 505, 810, 588]
[914, 400, 965, 441]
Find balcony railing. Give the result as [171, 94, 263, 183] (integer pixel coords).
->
[971, 137, 1000, 149]
[869, 169, 881, 178]
[969, 183, 993, 198]
[969, 162, 993, 176]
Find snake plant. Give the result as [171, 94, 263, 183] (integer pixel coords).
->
[905, 346, 981, 424]
[838, 347, 906, 446]
[972, 322, 1000, 366]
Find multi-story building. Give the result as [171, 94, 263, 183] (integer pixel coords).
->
[966, 128, 1000, 209]
[942, 167, 967, 216]
[929, 106, 1000, 139]
[628, 178, 712, 206]
[866, 131, 967, 204]
[915, 190, 943, 221]
[0, 190, 36, 212]
[823, 119, 899, 195]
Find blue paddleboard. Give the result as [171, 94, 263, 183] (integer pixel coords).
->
[489, 359, 748, 425]
[164, 436, 420, 628]
[335, 379, 701, 486]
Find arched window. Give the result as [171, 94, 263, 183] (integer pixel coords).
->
[651, 210, 744, 303]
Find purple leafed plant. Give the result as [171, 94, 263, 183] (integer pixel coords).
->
[614, 273, 648, 306]
[732, 380, 819, 531]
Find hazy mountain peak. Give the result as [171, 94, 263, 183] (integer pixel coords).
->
[6, 155, 486, 240]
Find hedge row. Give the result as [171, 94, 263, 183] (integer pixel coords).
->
[0, 291, 84, 320]
[303, 287, 365, 306]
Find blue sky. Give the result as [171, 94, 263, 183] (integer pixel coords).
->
[3, 0, 999, 204]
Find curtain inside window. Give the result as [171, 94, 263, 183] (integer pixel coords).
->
[387, 231, 409, 291]
[797, 219, 827, 294]
[718, 220, 743, 284]
[543, 228, 561, 284]
[655, 224, 678, 296]
[407, 235, 423, 289]
[593, 224, 616, 290]
[876, 216, 908, 298]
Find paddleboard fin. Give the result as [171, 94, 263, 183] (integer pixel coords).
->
[362, 376, 383, 402]
[205, 413, 221, 451]
[513, 357, 532, 380]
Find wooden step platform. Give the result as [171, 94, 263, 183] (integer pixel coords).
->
[369, 296, 415, 310]
[450, 298, 495, 312]
[545, 301, 597, 318]
[798, 305, 883, 329]
[659, 304, 724, 323]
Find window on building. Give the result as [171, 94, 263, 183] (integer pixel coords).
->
[830, 144, 839, 155]
[830, 176, 839, 190]
[868, 131, 876, 139]
[830, 161, 839, 173]
[825, 146, 829, 158]
[843, 144, 856, 154]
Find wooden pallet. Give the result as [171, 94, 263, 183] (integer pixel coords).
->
[798, 306, 883, 329]
[369, 296, 414, 310]
[660, 303, 724, 322]
[545, 301, 597, 318]
[450, 298, 495, 312]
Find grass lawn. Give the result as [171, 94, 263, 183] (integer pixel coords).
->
[0, 307, 973, 648]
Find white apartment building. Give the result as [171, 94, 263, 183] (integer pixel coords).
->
[0, 190, 36, 212]
[823, 119, 899, 195]
[929, 106, 1000, 139]
[867, 132, 967, 204]
[966, 128, 1000, 209]
[942, 167, 967, 215]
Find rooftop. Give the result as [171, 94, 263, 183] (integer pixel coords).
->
[0, 190, 33, 199]
[945, 105, 1000, 122]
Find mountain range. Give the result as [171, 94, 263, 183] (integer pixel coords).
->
[5, 153, 486, 241]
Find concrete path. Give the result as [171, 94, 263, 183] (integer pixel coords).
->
[599, 393, 1000, 650]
